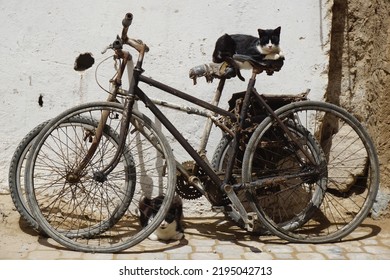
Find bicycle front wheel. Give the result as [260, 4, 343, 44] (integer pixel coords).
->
[9, 117, 126, 232]
[243, 100, 379, 243]
[25, 102, 176, 253]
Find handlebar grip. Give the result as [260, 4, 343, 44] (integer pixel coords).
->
[122, 13, 133, 28]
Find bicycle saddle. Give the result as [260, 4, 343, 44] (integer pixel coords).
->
[233, 54, 284, 75]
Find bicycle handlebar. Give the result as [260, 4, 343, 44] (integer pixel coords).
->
[120, 13, 149, 57]
[121, 13, 133, 42]
[122, 13, 133, 28]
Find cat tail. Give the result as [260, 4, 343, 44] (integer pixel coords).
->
[225, 57, 245, 81]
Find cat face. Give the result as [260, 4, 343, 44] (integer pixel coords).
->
[258, 27, 281, 54]
[159, 210, 176, 228]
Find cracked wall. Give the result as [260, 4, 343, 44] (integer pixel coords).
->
[327, 0, 390, 215]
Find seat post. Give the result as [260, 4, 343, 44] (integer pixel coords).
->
[252, 67, 263, 78]
[223, 70, 257, 185]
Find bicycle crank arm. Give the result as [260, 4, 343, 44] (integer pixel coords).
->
[223, 184, 256, 232]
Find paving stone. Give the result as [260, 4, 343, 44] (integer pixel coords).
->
[380, 238, 390, 246]
[363, 245, 390, 255]
[243, 251, 274, 260]
[168, 253, 191, 260]
[135, 252, 168, 260]
[27, 249, 62, 259]
[272, 253, 295, 259]
[336, 241, 365, 252]
[115, 254, 140, 260]
[289, 243, 314, 253]
[262, 244, 295, 254]
[345, 252, 380, 260]
[360, 238, 379, 245]
[58, 251, 87, 260]
[0, 251, 29, 259]
[316, 245, 346, 259]
[295, 252, 326, 260]
[214, 244, 246, 255]
[194, 246, 216, 253]
[81, 253, 115, 260]
[190, 252, 220, 260]
[167, 245, 194, 254]
[189, 238, 217, 247]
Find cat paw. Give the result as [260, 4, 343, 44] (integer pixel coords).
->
[174, 232, 184, 240]
[265, 53, 283, 60]
[148, 233, 159, 241]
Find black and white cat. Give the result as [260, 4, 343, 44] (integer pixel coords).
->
[139, 195, 184, 241]
[212, 27, 284, 80]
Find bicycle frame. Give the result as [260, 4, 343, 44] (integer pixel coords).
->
[135, 70, 317, 185]
[75, 15, 321, 229]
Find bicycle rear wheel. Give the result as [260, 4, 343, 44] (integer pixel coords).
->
[25, 102, 176, 252]
[9, 120, 49, 230]
[243, 100, 379, 243]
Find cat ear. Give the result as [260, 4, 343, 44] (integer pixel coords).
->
[274, 26, 281, 35]
[258, 29, 266, 37]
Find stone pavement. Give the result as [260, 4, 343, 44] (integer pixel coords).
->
[1, 212, 390, 260]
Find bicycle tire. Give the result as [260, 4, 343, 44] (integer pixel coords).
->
[9, 117, 134, 233]
[211, 123, 326, 233]
[243, 100, 380, 243]
[9, 121, 49, 230]
[25, 102, 176, 253]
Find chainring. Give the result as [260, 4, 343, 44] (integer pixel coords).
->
[175, 161, 203, 200]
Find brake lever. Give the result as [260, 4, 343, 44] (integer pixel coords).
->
[101, 44, 112, 55]
[101, 36, 124, 54]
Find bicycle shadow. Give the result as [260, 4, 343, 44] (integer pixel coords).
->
[182, 215, 383, 247]
[18, 217, 40, 237]
[17, 215, 190, 254]
[19, 214, 383, 254]
[183, 216, 268, 253]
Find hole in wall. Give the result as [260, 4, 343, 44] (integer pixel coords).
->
[74, 52, 95, 71]
[38, 94, 43, 107]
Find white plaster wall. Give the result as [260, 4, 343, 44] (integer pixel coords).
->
[0, 0, 330, 192]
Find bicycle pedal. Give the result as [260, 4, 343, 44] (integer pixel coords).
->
[246, 212, 267, 234]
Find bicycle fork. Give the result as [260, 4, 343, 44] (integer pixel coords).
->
[70, 56, 136, 183]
